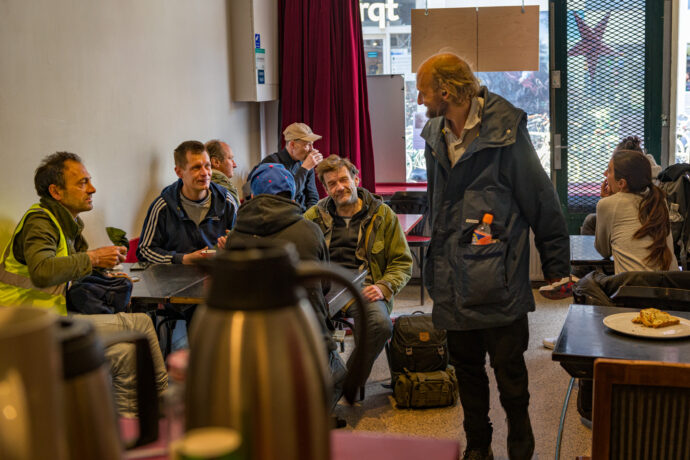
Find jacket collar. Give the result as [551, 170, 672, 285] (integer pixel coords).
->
[315, 187, 383, 228]
[162, 179, 229, 220]
[39, 197, 88, 253]
[276, 148, 300, 169]
[421, 87, 525, 167]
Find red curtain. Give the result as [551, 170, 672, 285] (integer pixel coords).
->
[279, 0, 375, 192]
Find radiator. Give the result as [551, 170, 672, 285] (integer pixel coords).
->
[529, 230, 544, 281]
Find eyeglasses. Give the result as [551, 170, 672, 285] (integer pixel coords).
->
[294, 139, 313, 149]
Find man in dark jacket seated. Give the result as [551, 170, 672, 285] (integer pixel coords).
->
[247, 122, 323, 211]
[219, 163, 347, 413]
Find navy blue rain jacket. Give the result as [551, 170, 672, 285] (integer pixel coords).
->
[137, 180, 236, 264]
[422, 88, 570, 331]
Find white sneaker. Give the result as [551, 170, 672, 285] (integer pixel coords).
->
[542, 336, 557, 349]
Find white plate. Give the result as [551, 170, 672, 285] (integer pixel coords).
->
[603, 312, 690, 339]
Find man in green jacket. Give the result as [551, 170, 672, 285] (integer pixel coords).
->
[206, 139, 240, 206]
[305, 155, 412, 391]
[0, 152, 167, 416]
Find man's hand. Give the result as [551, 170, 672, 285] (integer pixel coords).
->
[216, 230, 230, 249]
[600, 179, 612, 198]
[361, 284, 384, 303]
[301, 150, 323, 171]
[217, 236, 227, 249]
[87, 245, 127, 269]
[182, 248, 209, 265]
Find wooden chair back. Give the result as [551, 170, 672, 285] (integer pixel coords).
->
[591, 358, 690, 459]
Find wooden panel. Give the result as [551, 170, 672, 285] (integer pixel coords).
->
[477, 6, 539, 72]
[411, 8, 477, 72]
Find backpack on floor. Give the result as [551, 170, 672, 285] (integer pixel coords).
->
[393, 366, 459, 409]
[389, 312, 448, 373]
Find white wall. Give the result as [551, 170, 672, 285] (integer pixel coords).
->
[0, 0, 260, 247]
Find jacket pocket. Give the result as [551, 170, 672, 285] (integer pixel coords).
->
[457, 241, 510, 307]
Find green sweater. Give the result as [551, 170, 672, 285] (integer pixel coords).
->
[211, 169, 240, 204]
[304, 188, 412, 311]
[12, 197, 92, 288]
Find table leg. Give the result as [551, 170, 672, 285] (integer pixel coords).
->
[555, 377, 575, 460]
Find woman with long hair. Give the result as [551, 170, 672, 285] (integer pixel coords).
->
[595, 139, 678, 273]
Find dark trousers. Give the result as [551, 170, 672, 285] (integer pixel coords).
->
[447, 316, 534, 460]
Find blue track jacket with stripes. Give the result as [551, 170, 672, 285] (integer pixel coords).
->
[136, 179, 237, 264]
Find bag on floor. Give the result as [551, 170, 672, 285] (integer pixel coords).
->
[389, 312, 448, 373]
[393, 366, 459, 409]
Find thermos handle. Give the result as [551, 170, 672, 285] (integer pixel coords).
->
[295, 262, 369, 405]
[101, 331, 159, 448]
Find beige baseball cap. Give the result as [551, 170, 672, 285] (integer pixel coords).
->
[283, 122, 322, 142]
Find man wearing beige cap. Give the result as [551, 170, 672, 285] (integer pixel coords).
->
[250, 122, 323, 211]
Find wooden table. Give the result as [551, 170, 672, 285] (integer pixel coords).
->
[552, 304, 690, 379]
[569, 235, 612, 267]
[397, 214, 423, 236]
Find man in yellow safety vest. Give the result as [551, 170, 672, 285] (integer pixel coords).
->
[0, 152, 167, 416]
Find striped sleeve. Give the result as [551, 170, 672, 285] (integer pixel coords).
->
[136, 197, 175, 264]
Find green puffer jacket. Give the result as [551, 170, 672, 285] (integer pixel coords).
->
[304, 187, 412, 312]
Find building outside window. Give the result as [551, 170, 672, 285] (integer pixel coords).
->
[674, 1, 690, 164]
[361, 0, 550, 182]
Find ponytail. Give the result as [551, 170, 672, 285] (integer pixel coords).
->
[634, 184, 673, 270]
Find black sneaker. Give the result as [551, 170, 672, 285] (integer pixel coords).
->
[462, 447, 494, 460]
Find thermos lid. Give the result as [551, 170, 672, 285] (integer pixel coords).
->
[57, 317, 107, 379]
[201, 243, 300, 311]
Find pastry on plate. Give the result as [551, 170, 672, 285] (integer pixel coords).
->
[631, 308, 680, 328]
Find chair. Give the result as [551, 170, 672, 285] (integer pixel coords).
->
[576, 359, 690, 460]
[125, 237, 140, 263]
[387, 191, 430, 304]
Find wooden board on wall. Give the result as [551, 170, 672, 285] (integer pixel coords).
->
[411, 8, 477, 72]
[477, 6, 539, 71]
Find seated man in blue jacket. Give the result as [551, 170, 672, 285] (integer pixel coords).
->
[137, 140, 237, 264]
[246, 122, 323, 211]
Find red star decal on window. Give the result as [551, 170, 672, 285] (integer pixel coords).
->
[568, 12, 616, 78]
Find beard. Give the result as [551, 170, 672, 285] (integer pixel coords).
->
[426, 99, 448, 118]
[335, 186, 358, 206]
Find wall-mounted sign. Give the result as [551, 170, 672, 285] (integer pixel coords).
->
[255, 34, 260, 49]
[360, 0, 399, 29]
[255, 48, 265, 84]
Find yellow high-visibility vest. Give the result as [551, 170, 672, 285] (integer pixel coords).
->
[0, 204, 68, 315]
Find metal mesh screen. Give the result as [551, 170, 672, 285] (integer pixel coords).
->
[566, 0, 646, 213]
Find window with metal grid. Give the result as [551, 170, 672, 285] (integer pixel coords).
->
[565, 0, 646, 214]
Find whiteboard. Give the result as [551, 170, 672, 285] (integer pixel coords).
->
[367, 75, 406, 183]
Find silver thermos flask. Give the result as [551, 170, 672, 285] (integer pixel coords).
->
[185, 244, 369, 460]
